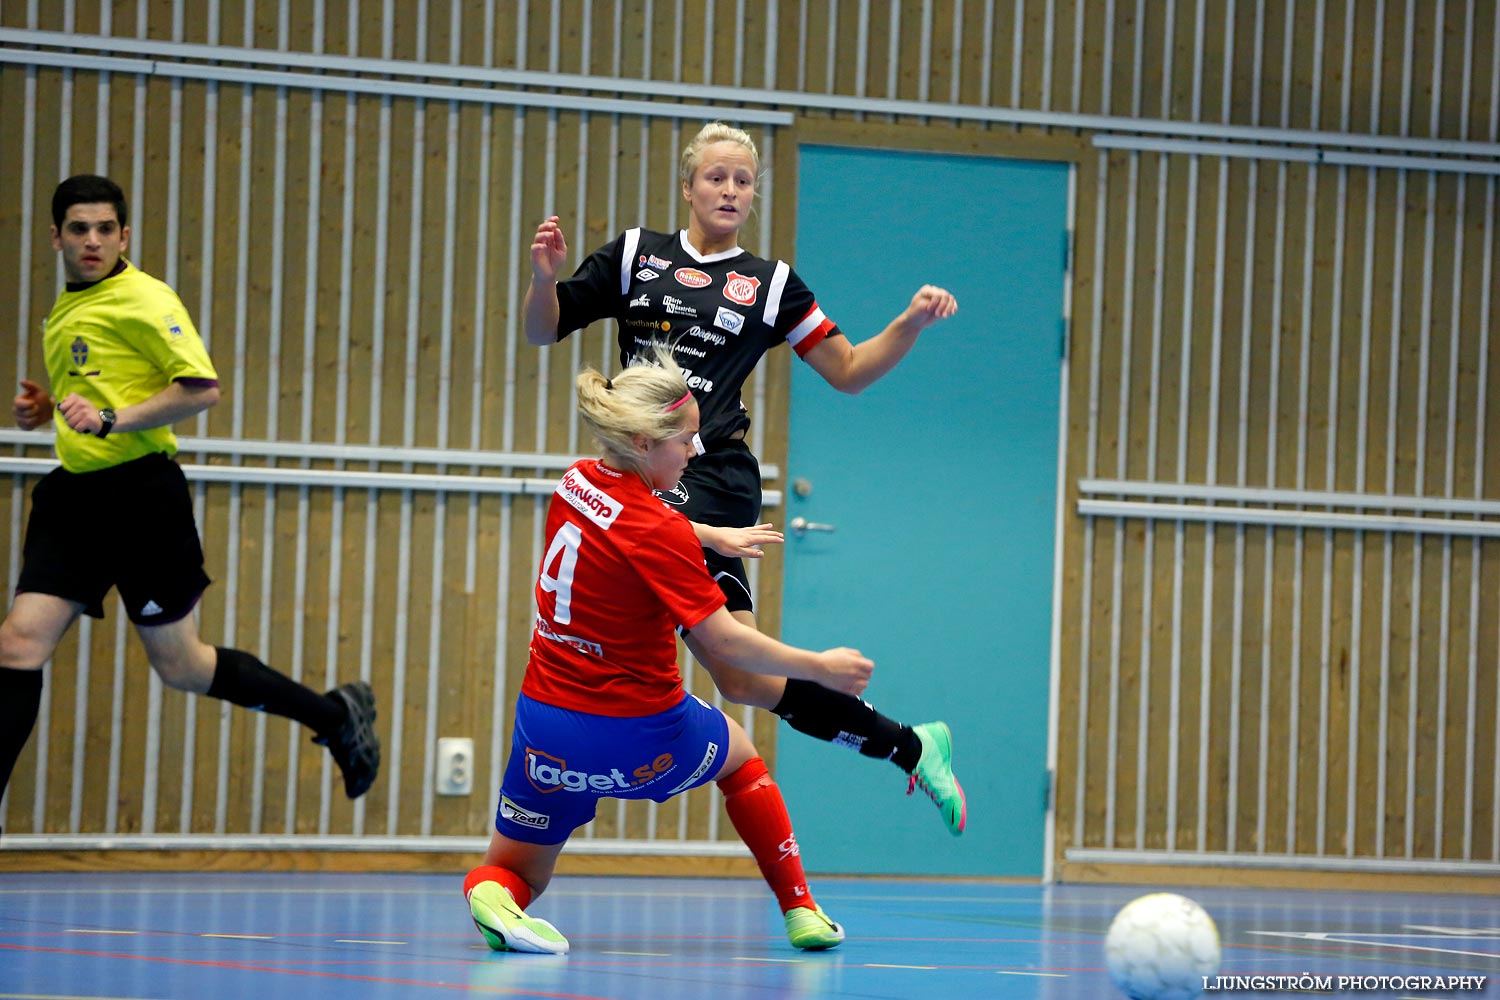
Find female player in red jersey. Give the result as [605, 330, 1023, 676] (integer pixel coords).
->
[521, 121, 966, 837]
[463, 348, 873, 955]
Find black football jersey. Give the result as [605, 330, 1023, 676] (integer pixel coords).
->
[555, 228, 841, 448]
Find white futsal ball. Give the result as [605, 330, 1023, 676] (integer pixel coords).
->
[1104, 892, 1221, 1000]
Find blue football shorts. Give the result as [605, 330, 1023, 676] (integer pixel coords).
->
[493, 691, 731, 845]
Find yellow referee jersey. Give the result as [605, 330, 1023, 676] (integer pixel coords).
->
[43, 260, 218, 473]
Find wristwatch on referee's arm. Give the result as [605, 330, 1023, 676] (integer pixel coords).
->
[96, 407, 116, 438]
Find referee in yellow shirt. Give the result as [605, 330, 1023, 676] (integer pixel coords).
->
[0, 175, 379, 825]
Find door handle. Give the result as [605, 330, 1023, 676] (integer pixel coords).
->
[789, 516, 836, 535]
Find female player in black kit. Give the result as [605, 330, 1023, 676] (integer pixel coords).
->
[522, 122, 965, 835]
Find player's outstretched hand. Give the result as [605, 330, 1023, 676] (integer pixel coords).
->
[13, 379, 54, 430]
[816, 647, 874, 696]
[704, 522, 785, 559]
[531, 216, 568, 282]
[902, 284, 959, 332]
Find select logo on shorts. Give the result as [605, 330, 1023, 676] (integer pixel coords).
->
[713, 306, 745, 335]
[526, 748, 676, 793]
[723, 271, 760, 306]
[674, 267, 711, 288]
[500, 796, 550, 830]
[556, 469, 623, 529]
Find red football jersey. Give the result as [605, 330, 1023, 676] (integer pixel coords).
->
[521, 459, 727, 716]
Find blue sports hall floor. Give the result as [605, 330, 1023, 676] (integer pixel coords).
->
[0, 871, 1495, 999]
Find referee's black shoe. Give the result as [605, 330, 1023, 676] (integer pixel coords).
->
[314, 681, 381, 799]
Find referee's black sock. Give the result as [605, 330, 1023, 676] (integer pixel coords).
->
[0, 666, 45, 805]
[207, 647, 345, 736]
[771, 678, 923, 773]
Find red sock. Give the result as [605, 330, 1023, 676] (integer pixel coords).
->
[463, 864, 533, 910]
[718, 757, 816, 914]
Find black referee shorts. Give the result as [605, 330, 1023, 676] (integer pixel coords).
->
[654, 439, 762, 615]
[16, 452, 211, 625]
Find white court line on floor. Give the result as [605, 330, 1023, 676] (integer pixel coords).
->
[1249, 931, 1500, 961]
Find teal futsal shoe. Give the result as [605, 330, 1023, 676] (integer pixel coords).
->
[909, 721, 967, 836]
[784, 905, 845, 950]
[467, 881, 570, 955]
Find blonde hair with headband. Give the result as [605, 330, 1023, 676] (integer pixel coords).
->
[575, 343, 696, 477]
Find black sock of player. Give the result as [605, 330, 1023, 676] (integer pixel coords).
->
[0, 667, 45, 802]
[206, 647, 345, 736]
[771, 678, 923, 773]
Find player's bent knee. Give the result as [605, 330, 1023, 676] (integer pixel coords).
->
[0, 618, 55, 671]
[710, 668, 782, 709]
[148, 651, 215, 693]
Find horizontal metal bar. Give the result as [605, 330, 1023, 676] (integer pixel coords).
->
[0, 45, 147, 74]
[1096, 134, 1500, 175]
[1093, 134, 1320, 163]
[0, 833, 750, 856]
[1078, 498, 1500, 537]
[152, 61, 794, 124]
[1324, 149, 1500, 175]
[0, 456, 784, 507]
[0, 33, 790, 125]
[1066, 847, 1500, 876]
[0, 430, 781, 480]
[6, 28, 1500, 159]
[1079, 477, 1500, 517]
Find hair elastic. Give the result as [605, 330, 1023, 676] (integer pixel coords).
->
[604, 377, 614, 390]
[663, 390, 693, 412]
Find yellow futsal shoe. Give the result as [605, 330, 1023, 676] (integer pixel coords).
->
[467, 881, 570, 955]
[909, 721, 967, 836]
[784, 905, 845, 950]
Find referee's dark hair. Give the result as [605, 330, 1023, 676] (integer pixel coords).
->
[52, 174, 128, 229]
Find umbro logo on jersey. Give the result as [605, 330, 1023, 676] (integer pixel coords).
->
[636, 268, 660, 281]
[140, 600, 164, 616]
[723, 271, 760, 305]
[674, 267, 711, 288]
[714, 307, 745, 335]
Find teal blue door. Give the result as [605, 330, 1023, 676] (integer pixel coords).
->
[777, 145, 1069, 877]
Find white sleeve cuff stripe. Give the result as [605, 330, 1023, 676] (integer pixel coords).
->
[764, 260, 791, 326]
[620, 228, 642, 294]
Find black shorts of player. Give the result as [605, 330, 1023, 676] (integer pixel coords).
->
[16, 452, 211, 625]
[654, 438, 762, 615]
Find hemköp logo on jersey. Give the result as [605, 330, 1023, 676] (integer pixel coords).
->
[557, 469, 623, 529]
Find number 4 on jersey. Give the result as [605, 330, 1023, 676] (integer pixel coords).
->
[539, 522, 583, 623]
